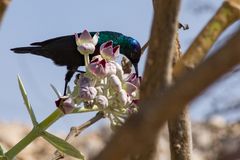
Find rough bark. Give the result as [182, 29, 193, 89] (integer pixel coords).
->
[167, 34, 192, 160]
[137, 0, 180, 159]
[92, 28, 240, 160]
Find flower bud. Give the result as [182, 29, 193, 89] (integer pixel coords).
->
[62, 97, 75, 114]
[79, 86, 97, 101]
[108, 74, 122, 92]
[124, 82, 138, 97]
[117, 89, 128, 106]
[95, 95, 108, 109]
[55, 96, 75, 114]
[100, 41, 120, 61]
[77, 43, 95, 55]
[125, 73, 140, 88]
[110, 61, 124, 80]
[78, 74, 94, 88]
[106, 62, 117, 76]
[75, 30, 99, 55]
[88, 59, 108, 78]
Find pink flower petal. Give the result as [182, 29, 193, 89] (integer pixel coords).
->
[100, 40, 113, 51]
[75, 33, 81, 46]
[63, 98, 75, 114]
[108, 74, 122, 91]
[55, 96, 75, 114]
[95, 95, 108, 108]
[125, 73, 141, 88]
[101, 46, 114, 60]
[88, 59, 108, 78]
[77, 43, 95, 55]
[91, 55, 102, 63]
[79, 86, 97, 100]
[79, 30, 92, 44]
[92, 32, 99, 45]
[106, 62, 117, 76]
[113, 45, 120, 58]
[117, 89, 128, 106]
[124, 82, 137, 95]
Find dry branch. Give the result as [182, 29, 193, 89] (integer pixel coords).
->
[92, 28, 240, 160]
[168, 34, 192, 160]
[173, 0, 240, 78]
[140, 0, 180, 96]
[136, 0, 180, 159]
[168, 1, 240, 159]
[0, 0, 10, 26]
[52, 112, 104, 160]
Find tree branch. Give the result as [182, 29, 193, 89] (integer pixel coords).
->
[52, 112, 104, 160]
[137, 0, 181, 159]
[173, 0, 240, 78]
[167, 1, 240, 159]
[92, 25, 240, 160]
[168, 33, 192, 160]
[141, 0, 180, 98]
[0, 0, 10, 26]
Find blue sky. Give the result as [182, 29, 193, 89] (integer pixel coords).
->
[1, 0, 239, 132]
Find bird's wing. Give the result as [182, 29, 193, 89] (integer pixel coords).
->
[30, 35, 74, 46]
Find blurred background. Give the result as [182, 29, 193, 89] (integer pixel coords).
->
[0, 0, 240, 133]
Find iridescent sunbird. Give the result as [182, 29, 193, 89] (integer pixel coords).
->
[11, 31, 142, 95]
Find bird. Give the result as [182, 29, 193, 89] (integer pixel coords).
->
[11, 31, 142, 95]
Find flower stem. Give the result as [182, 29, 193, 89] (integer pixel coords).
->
[84, 54, 90, 66]
[5, 109, 63, 159]
[71, 106, 100, 114]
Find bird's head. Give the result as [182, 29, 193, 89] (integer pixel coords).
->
[124, 38, 141, 76]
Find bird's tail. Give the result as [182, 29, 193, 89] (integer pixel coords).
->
[10, 47, 42, 54]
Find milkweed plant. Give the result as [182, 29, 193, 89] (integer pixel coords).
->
[0, 30, 141, 160]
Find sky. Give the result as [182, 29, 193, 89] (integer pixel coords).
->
[1, 0, 239, 132]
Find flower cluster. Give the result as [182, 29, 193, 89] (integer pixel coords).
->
[56, 30, 140, 129]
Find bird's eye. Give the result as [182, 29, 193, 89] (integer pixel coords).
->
[131, 52, 134, 58]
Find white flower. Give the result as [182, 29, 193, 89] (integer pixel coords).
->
[62, 97, 75, 114]
[100, 40, 120, 61]
[105, 62, 117, 76]
[55, 96, 75, 114]
[75, 30, 99, 55]
[108, 74, 122, 92]
[117, 89, 128, 106]
[95, 95, 108, 109]
[79, 86, 97, 101]
[88, 59, 108, 78]
[110, 61, 124, 80]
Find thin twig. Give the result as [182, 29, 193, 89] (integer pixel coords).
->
[52, 112, 104, 160]
[92, 29, 240, 160]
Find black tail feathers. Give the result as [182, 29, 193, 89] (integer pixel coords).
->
[10, 47, 42, 54]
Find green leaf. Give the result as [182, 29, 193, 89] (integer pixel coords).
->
[50, 84, 61, 98]
[0, 145, 7, 160]
[0, 145, 4, 156]
[42, 131, 84, 159]
[17, 75, 38, 126]
[0, 156, 7, 160]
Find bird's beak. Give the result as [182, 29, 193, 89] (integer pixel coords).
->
[133, 63, 139, 77]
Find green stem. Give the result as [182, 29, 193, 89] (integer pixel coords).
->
[84, 54, 90, 66]
[38, 109, 63, 130]
[5, 109, 63, 159]
[71, 106, 100, 114]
